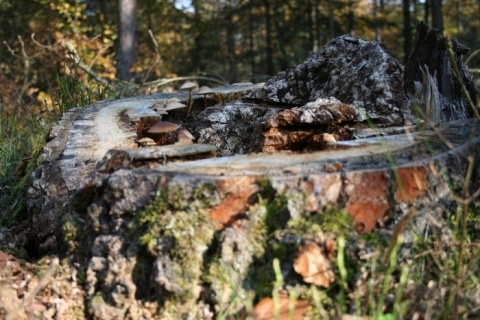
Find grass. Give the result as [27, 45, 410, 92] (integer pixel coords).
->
[0, 65, 118, 227]
[253, 202, 479, 319]
[0, 106, 50, 226]
[0, 48, 480, 319]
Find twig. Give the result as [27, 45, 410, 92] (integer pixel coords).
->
[30, 33, 52, 49]
[3, 40, 23, 59]
[143, 29, 163, 82]
[88, 46, 108, 70]
[64, 41, 110, 87]
[382, 209, 414, 266]
[142, 75, 228, 89]
[451, 187, 480, 206]
[413, 106, 457, 151]
[465, 48, 480, 65]
[21, 258, 59, 309]
[454, 154, 475, 320]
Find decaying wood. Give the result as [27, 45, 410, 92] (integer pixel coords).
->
[1, 27, 478, 319]
[9, 85, 260, 253]
[70, 119, 479, 318]
[96, 144, 217, 173]
[261, 97, 359, 151]
[246, 35, 412, 125]
[403, 22, 478, 123]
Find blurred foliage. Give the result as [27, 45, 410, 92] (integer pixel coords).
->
[0, 0, 479, 116]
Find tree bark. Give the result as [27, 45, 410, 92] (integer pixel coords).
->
[424, 0, 429, 25]
[116, 0, 137, 80]
[347, 0, 355, 35]
[328, 0, 334, 40]
[431, 0, 443, 33]
[403, 22, 477, 123]
[248, 0, 256, 80]
[403, 0, 412, 63]
[374, 0, 381, 43]
[226, 12, 238, 83]
[264, 0, 274, 76]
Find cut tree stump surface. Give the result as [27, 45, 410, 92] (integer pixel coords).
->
[1, 30, 479, 319]
[16, 30, 478, 256]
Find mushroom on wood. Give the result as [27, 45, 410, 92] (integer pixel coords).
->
[175, 129, 195, 145]
[164, 101, 187, 111]
[180, 81, 198, 115]
[137, 137, 156, 147]
[147, 121, 181, 145]
[197, 86, 214, 109]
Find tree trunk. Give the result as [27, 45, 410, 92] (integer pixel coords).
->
[309, 0, 320, 51]
[403, 0, 412, 63]
[248, 0, 255, 81]
[264, 0, 274, 76]
[225, 8, 238, 83]
[2, 25, 479, 318]
[403, 22, 477, 123]
[431, 0, 443, 33]
[424, 0, 429, 25]
[116, 0, 137, 80]
[347, 0, 355, 35]
[328, 0, 334, 40]
[374, 0, 381, 43]
[456, 0, 462, 36]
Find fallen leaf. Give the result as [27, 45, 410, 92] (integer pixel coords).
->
[252, 295, 311, 320]
[293, 241, 335, 288]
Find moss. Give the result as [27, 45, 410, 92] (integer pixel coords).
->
[204, 201, 270, 315]
[193, 182, 219, 207]
[133, 183, 217, 312]
[287, 207, 355, 240]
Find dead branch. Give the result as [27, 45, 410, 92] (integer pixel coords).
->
[142, 75, 229, 90]
[64, 41, 110, 87]
[30, 33, 52, 50]
[142, 29, 163, 82]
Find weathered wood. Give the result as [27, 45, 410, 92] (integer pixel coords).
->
[403, 22, 478, 123]
[246, 35, 412, 125]
[1, 85, 261, 253]
[96, 144, 217, 173]
[69, 119, 479, 318]
[1, 29, 478, 319]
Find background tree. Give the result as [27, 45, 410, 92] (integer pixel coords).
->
[117, 0, 137, 80]
[431, 0, 444, 33]
[403, 0, 412, 62]
[0, 0, 478, 117]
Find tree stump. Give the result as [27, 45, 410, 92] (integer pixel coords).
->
[403, 22, 478, 123]
[1, 27, 478, 319]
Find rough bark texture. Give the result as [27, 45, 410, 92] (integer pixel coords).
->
[66, 119, 479, 318]
[404, 22, 477, 123]
[2, 85, 262, 255]
[0, 30, 479, 319]
[247, 35, 413, 125]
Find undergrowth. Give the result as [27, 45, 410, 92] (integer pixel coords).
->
[0, 37, 479, 319]
[0, 65, 118, 227]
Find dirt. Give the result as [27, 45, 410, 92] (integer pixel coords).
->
[0, 250, 86, 319]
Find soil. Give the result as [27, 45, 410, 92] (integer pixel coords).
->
[0, 250, 86, 319]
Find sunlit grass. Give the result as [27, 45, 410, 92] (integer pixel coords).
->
[0, 66, 118, 227]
